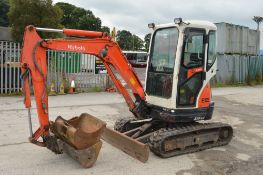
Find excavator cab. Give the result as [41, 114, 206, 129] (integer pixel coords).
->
[115, 19, 232, 159]
[145, 20, 217, 123]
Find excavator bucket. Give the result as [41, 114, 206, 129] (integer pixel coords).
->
[50, 113, 106, 168]
[52, 113, 106, 149]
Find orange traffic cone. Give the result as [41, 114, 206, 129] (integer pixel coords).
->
[68, 77, 76, 94]
[105, 87, 116, 93]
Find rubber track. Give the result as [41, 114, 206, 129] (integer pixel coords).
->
[149, 122, 233, 158]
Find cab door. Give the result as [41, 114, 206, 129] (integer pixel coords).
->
[176, 28, 207, 107]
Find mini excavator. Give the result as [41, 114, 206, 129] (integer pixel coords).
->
[20, 18, 233, 168]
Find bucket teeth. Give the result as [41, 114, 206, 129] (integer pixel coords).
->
[58, 140, 103, 168]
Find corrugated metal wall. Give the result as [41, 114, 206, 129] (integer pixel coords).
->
[216, 23, 257, 55]
[214, 23, 262, 84]
[214, 54, 263, 84]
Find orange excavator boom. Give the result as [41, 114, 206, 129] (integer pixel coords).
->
[20, 25, 146, 143]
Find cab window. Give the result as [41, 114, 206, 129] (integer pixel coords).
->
[182, 29, 205, 68]
[207, 31, 216, 70]
[149, 27, 179, 73]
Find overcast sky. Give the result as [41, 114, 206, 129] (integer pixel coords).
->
[53, 0, 263, 38]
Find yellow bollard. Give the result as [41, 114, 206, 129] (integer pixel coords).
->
[58, 82, 66, 95]
[49, 82, 57, 96]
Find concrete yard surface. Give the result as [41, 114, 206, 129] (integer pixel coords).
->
[0, 86, 263, 175]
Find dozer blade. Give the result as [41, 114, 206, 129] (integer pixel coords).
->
[49, 113, 106, 168]
[102, 127, 149, 163]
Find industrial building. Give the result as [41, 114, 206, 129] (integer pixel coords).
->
[213, 22, 263, 84]
[216, 22, 257, 55]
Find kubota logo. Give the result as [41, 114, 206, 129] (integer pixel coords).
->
[67, 44, 86, 51]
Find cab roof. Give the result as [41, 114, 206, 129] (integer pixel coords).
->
[155, 20, 217, 31]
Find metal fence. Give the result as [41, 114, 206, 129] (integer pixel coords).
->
[47, 51, 108, 93]
[0, 41, 108, 94]
[0, 41, 21, 94]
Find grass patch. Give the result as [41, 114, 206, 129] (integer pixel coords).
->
[212, 81, 263, 88]
[0, 92, 22, 97]
[212, 82, 245, 88]
[247, 80, 263, 86]
[88, 86, 103, 92]
[76, 86, 103, 93]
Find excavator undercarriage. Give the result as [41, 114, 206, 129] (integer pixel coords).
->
[114, 118, 233, 158]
